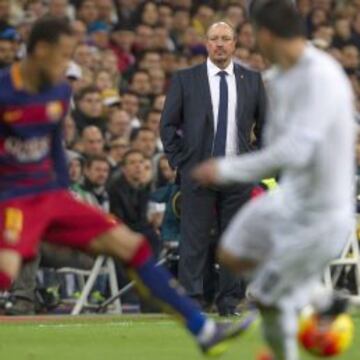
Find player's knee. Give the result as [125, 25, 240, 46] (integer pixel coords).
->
[89, 225, 146, 262]
[0, 250, 21, 290]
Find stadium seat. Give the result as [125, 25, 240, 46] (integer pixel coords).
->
[324, 225, 360, 301]
[57, 255, 121, 315]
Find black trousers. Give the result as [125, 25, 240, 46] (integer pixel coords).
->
[179, 182, 252, 311]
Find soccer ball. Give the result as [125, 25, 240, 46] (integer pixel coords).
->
[298, 309, 354, 357]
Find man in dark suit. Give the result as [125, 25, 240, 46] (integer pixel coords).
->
[160, 21, 266, 315]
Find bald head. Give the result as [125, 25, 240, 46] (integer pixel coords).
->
[206, 21, 236, 69]
[81, 126, 104, 156]
[206, 22, 236, 40]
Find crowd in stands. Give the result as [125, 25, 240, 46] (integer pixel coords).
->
[0, 0, 359, 311]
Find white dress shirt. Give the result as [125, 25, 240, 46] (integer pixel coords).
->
[207, 58, 238, 156]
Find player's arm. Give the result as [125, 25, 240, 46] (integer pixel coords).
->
[214, 70, 351, 184]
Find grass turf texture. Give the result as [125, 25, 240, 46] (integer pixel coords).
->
[0, 314, 359, 360]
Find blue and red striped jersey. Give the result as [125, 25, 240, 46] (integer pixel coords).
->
[0, 63, 72, 201]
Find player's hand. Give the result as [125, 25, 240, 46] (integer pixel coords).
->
[192, 159, 221, 186]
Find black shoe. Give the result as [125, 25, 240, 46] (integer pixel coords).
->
[4, 296, 35, 316]
[218, 307, 242, 317]
[216, 295, 243, 317]
[199, 311, 257, 356]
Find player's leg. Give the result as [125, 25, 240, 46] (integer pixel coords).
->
[88, 225, 211, 335]
[218, 192, 274, 279]
[259, 302, 299, 360]
[0, 250, 22, 291]
[0, 197, 48, 291]
[45, 191, 255, 354]
[87, 225, 256, 353]
[217, 193, 301, 359]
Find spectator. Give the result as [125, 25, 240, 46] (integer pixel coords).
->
[0, 0, 10, 25]
[88, 20, 110, 50]
[234, 46, 250, 64]
[238, 21, 256, 50]
[139, 50, 162, 71]
[130, 70, 151, 97]
[76, 0, 98, 27]
[101, 49, 121, 86]
[342, 44, 359, 74]
[107, 137, 130, 174]
[172, 7, 191, 47]
[156, 154, 176, 188]
[134, 23, 154, 53]
[131, 127, 157, 159]
[144, 109, 162, 151]
[121, 91, 141, 128]
[96, 0, 116, 25]
[332, 16, 355, 48]
[79, 154, 111, 211]
[129, 70, 152, 116]
[71, 19, 87, 44]
[48, 0, 70, 19]
[115, 0, 139, 25]
[192, 4, 216, 37]
[73, 43, 95, 69]
[153, 25, 175, 51]
[110, 23, 136, 72]
[72, 85, 105, 133]
[106, 108, 132, 141]
[224, 3, 246, 30]
[306, 7, 329, 35]
[109, 149, 161, 255]
[24, 0, 47, 20]
[80, 125, 105, 157]
[158, 3, 173, 31]
[138, 1, 159, 28]
[312, 24, 334, 46]
[95, 68, 115, 92]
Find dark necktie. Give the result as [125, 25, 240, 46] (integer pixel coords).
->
[213, 71, 228, 157]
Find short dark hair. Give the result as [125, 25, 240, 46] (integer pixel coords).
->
[122, 149, 144, 166]
[252, 0, 305, 39]
[75, 85, 101, 103]
[130, 126, 155, 142]
[84, 154, 109, 168]
[145, 109, 161, 121]
[27, 16, 73, 55]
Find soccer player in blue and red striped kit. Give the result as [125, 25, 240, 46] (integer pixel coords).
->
[0, 17, 253, 356]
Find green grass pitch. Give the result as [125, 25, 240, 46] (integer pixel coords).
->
[0, 313, 359, 360]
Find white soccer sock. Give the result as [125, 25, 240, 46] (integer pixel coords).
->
[261, 306, 299, 360]
[197, 319, 216, 343]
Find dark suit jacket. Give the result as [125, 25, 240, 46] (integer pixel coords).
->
[160, 62, 266, 182]
[108, 174, 149, 231]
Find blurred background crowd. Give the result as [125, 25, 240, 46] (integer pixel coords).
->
[0, 0, 359, 314]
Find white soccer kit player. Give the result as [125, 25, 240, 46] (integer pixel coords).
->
[217, 44, 356, 307]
